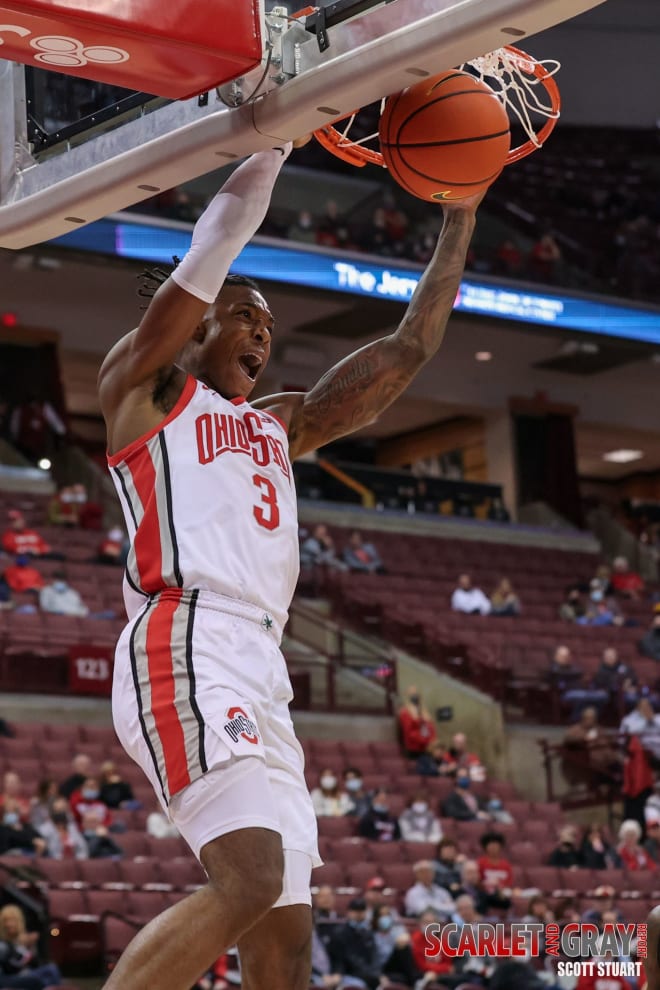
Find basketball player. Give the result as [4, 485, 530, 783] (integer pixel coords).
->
[645, 906, 660, 990]
[98, 139, 483, 990]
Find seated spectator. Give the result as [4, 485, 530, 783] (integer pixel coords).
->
[398, 792, 442, 843]
[97, 527, 126, 565]
[342, 531, 385, 574]
[342, 768, 370, 818]
[617, 818, 656, 871]
[38, 797, 88, 859]
[451, 573, 491, 615]
[457, 858, 488, 914]
[48, 485, 80, 527]
[494, 238, 523, 277]
[416, 740, 450, 777]
[313, 884, 339, 923]
[639, 612, 660, 661]
[311, 768, 352, 817]
[398, 686, 436, 758]
[59, 753, 92, 800]
[29, 779, 58, 830]
[477, 831, 513, 911]
[577, 585, 624, 627]
[70, 776, 111, 830]
[490, 577, 521, 616]
[404, 860, 455, 919]
[591, 564, 613, 596]
[39, 572, 89, 616]
[559, 587, 587, 622]
[441, 732, 486, 782]
[287, 209, 316, 245]
[371, 905, 416, 985]
[643, 816, 660, 864]
[0, 798, 46, 856]
[299, 524, 346, 571]
[580, 823, 621, 870]
[0, 903, 61, 989]
[548, 824, 582, 869]
[315, 200, 341, 249]
[563, 706, 622, 780]
[547, 645, 608, 717]
[80, 809, 123, 859]
[610, 556, 644, 598]
[433, 837, 464, 896]
[409, 910, 452, 980]
[328, 897, 381, 990]
[529, 232, 562, 282]
[521, 894, 554, 925]
[99, 761, 137, 809]
[4, 556, 44, 594]
[0, 772, 31, 822]
[363, 876, 400, 927]
[1, 511, 54, 558]
[620, 697, 660, 762]
[591, 648, 637, 706]
[485, 793, 514, 824]
[441, 769, 489, 821]
[358, 789, 401, 842]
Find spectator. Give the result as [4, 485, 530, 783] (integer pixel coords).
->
[99, 761, 137, 810]
[477, 831, 514, 897]
[490, 577, 521, 616]
[358, 789, 401, 842]
[69, 776, 112, 830]
[643, 816, 660, 863]
[485, 792, 514, 824]
[441, 732, 486, 782]
[397, 686, 436, 758]
[316, 200, 341, 249]
[441, 769, 489, 821]
[342, 768, 370, 818]
[620, 697, 660, 761]
[433, 837, 464, 896]
[547, 645, 608, 717]
[639, 613, 660, 661]
[299, 524, 347, 571]
[563, 706, 622, 780]
[1, 512, 54, 559]
[404, 860, 456, 919]
[38, 797, 88, 859]
[591, 648, 637, 706]
[548, 824, 582, 869]
[3, 556, 44, 594]
[522, 894, 554, 925]
[617, 818, 656, 871]
[591, 564, 614, 597]
[559, 588, 587, 622]
[313, 885, 339, 923]
[146, 805, 180, 840]
[580, 823, 621, 870]
[578, 587, 624, 627]
[328, 897, 381, 990]
[363, 876, 401, 927]
[381, 191, 409, 243]
[0, 773, 30, 822]
[0, 799, 46, 856]
[457, 859, 490, 916]
[59, 754, 92, 800]
[398, 792, 442, 843]
[0, 903, 61, 989]
[311, 768, 352, 817]
[409, 910, 452, 981]
[97, 527, 126, 565]
[416, 740, 450, 777]
[610, 556, 644, 598]
[310, 927, 352, 990]
[39, 572, 89, 617]
[342, 532, 385, 574]
[494, 238, 523, 277]
[371, 905, 415, 985]
[450, 573, 491, 615]
[287, 209, 317, 245]
[29, 779, 58, 830]
[529, 232, 562, 282]
[0, 575, 11, 609]
[47, 485, 80, 527]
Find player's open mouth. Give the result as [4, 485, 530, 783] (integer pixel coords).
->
[238, 353, 263, 381]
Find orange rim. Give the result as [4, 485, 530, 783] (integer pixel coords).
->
[312, 44, 561, 169]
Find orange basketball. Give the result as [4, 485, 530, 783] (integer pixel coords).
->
[378, 69, 511, 202]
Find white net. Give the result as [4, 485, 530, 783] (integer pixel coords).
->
[461, 47, 561, 150]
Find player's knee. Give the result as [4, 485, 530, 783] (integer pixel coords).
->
[202, 829, 284, 918]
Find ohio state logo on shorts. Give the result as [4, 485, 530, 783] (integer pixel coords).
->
[223, 706, 259, 745]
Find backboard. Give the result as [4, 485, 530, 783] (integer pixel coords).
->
[0, 0, 607, 250]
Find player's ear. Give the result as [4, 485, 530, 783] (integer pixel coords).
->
[191, 318, 209, 343]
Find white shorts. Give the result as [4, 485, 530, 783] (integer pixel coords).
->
[112, 589, 321, 903]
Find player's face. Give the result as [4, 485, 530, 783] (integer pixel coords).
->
[199, 286, 274, 398]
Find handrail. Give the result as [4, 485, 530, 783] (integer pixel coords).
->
[317, 458, 375, 510]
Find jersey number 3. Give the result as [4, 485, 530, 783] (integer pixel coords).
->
[252, 474, 280, 531]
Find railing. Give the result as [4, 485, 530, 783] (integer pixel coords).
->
[537, 732, 626, 820]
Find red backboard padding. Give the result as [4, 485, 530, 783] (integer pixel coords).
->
[0, 1, 262, 98]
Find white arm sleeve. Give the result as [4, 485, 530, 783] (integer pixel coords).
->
[170, 143, 292, 304]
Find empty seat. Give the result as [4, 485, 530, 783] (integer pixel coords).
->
[165, 857, 206, 891]
[49, 888, 89, 919]
[87, 890, 129, 917]
[127, 889, 170, 922]
[118, 857, 161, 889]
[312, 862, 346, 887]
[78, 859, 121, 888]
[37, 859, 81, 888]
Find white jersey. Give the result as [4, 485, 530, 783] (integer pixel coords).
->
[108, 374, 299, 632]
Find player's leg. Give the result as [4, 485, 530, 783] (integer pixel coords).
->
[102, 825, 283, 990]
[645, 905, 660, 990]
[238, 904, 312, 990]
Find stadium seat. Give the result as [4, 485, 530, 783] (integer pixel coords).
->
[49, 888, 89, 919]
[312, 862, 346, 887]
[127, 889, 171, 922]
[118, 857, 161, 889]
[87, 890, 130, 917]
[78, 859, 121, 888]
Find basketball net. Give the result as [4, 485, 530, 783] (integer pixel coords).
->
[314, 44, 561, 169]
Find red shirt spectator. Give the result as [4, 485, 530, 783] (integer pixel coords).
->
[4, 556, 44, 592]
[410, 925, 451, 976]
[70, 778, 112, 830]
[610, 556, 644, 597]
[575, 970, 632, 990]
[477, 832, 514, 891]
[1, 512, 51, 557]
[398, 687, 436, 756]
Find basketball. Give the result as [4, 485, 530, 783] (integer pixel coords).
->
[378, 69, 512, 202]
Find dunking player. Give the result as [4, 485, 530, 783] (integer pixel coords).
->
[98, 138, 482, 990]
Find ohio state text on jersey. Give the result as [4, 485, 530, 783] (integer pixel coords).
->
[108, 375, 299, 631]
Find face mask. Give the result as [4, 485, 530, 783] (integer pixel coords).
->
[489, 799, 502, 811]
[81, 789, 99, 800]
[346, 778, 363, 793]
[591, 590, 604, 603]
[372, 803, 388, 814]
[409, 694, 420, 705]
[52, 812, 68, 826]
[458, 779, 471, 790]
[412, 802, 427, 814]
[349, 918, 368, 929]
[378, 916, 393, 932]
[3, 812, 19, 826]
[53, 581, 67, 592]
[320, 776, 336, 791]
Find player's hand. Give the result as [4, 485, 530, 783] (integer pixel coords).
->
[442, 187, 489, 214]
[292, 134, 313, 149]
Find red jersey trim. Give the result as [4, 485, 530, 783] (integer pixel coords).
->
[230, 396, 247, 406]
[107, 375, 197, 467]
[260, 409, 289, 435]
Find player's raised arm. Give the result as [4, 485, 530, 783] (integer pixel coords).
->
[99, 145, 291, 399]
[282, 195, 480, 460]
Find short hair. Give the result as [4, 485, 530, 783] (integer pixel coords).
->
[136, 263, 261, 305]
[480, 831, 505, 850]
[220, 273, 261, 294]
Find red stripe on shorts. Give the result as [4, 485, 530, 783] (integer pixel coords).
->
[126, 445, 164, 594]
[145, 591, 191, 796]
